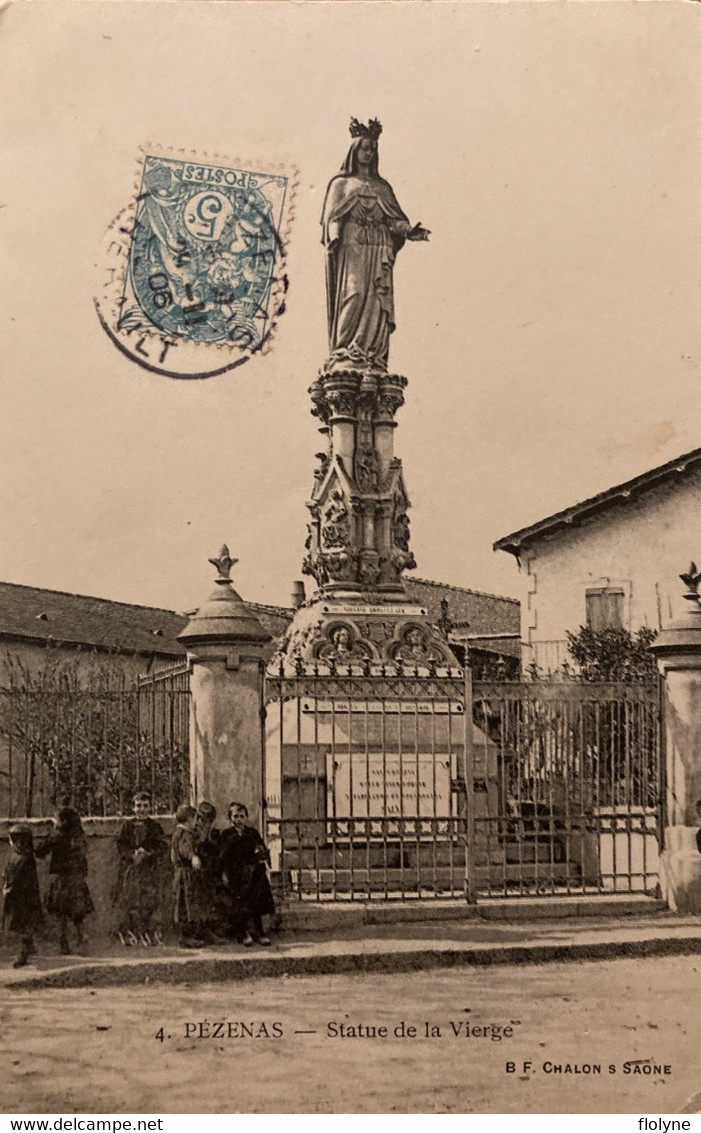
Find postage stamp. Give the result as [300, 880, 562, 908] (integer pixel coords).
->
[95, 149, 294, 379]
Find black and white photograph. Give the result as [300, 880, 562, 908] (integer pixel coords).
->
[1, 0, 701, 1116]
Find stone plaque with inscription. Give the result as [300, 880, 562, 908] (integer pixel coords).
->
[326, 751, 452, 839]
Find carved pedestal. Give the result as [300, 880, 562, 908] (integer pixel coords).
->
[274, 367, 458, 672]
[275, 592, 457, 674]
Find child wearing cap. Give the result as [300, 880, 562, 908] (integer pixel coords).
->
[2, 825, 43, 967]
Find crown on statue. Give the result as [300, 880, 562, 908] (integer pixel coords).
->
[349, 117, 383, 141]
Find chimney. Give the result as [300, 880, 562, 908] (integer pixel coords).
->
[291, 580, 306, 609]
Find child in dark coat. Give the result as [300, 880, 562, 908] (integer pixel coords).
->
[218, 801, 275, 947]
[170, 804, 204, 948]
[195, 801, 224, 938]
[113, 792, 166, 946]
[3, 825, 43, 968]
[36, 807, 94, 954]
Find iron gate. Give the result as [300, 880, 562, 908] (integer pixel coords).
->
[264, 665, 474, 902]
[264, 665, 662, 902]
[471, 678, 662, 897]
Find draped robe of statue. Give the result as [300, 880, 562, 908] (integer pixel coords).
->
[321, 141, 412, 372]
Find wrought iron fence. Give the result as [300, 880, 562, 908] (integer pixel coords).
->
[265, 663, 473, 902]
[264, 663, 662, 903]
[0, 661, 190, 818]
[471, 678, 661, 897]
[1, 644, 661, 903]
[136, 663, 191, 814]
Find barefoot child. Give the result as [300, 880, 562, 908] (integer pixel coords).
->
[113, 792, 166, 946]
[2, 825, 43, 968]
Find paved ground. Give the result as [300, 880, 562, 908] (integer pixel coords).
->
[2, 955, 700, 1113]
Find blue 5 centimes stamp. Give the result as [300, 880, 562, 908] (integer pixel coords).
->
[95, 149, 295, 379]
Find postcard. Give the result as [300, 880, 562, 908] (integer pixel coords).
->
[1, 0, 701, 1117]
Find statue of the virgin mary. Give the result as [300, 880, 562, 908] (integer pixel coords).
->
[321, 119, 429, 374]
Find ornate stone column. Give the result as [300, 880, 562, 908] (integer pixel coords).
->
[374, 374, 406, 481]
[178, 547, 271, 830]
[303, 368, 414, 597]
[273, 120, 459, 675]
[650, 564, 701, 913]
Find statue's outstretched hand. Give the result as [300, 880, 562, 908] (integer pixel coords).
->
[408, 222, 430, 242]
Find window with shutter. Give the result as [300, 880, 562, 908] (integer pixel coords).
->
[585, 588, 625, 631]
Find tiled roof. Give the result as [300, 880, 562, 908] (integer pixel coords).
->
[244, 601, 294, 639]
[494, 445, 701, 556]
[0, 579, 518, 656]
[461, 635, 521, 659]
[0, 582, 188, 657]
[403, 577, 519, 637]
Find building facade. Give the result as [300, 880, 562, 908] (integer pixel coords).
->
[494, 447, 701, 674]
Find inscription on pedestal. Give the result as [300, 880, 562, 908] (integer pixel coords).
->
[326, 752, 452, 839]
[321, 603, 425, 617]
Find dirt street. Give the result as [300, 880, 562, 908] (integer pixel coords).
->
[1, 956, 700, 1114]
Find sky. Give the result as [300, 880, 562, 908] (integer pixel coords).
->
[1, 0, 700, 616]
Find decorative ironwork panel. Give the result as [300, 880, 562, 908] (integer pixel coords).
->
[471, 679, 661, 898]
[265, 667, 662, 903]
[264, 667, 472, 903]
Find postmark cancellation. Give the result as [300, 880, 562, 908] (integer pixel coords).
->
[96, 148, 295, 379]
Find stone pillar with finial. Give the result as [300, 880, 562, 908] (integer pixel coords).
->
[650, 562, 701, 912]
[178, 547, 271, 830]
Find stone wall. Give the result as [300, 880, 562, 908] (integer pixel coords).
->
[0, 641, 178, 686]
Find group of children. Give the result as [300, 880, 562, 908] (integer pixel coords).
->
[2, 791, 275, 966]
[169, 799, 275, 948]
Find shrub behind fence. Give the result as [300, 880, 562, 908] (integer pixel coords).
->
[0, 663, 189, 819]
